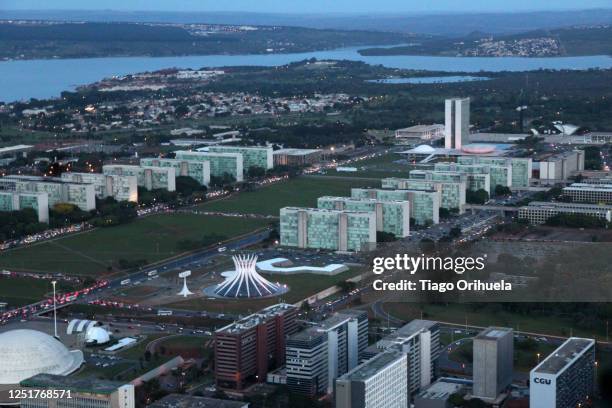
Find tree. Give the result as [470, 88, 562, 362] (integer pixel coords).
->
[175, 176, 205, 196]
[247, 166, 266, 178]
[376, 231, 397, 242]
[494, 185, 511, 197]
[466, 189, 489, 205]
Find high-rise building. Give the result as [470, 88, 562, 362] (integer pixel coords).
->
[208, 145, 273, 173]
[0, 191, 49, 222]
[530, 337, 595, 408]
[214, 304, 297, 390]
[175, 150, 244, 182]
[286, 310, 368, 395]
[280, 207, 376, 252]
[102, 165, 176, 192]
[472, 327, 513, 401]
[60, 172, 138, 202]
[458, 156, 533, 188]
[351, 188, 440, 226]
[0, 176, 96, 211]
[382, 177, 466, 213]
[317, 196, 410, 238]
[363, 320, 441, 396]
[335, 351, 408, 408]
[286, 327, 329, 396]
[19, 374, 135, 408]
[444, 98, 470, 149]
[140, 157, 211, 186]
[434, 162, 508, 192]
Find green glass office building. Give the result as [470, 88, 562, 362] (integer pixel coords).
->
[280, 207, 376, 252]
[351, 188, 439, 226]
[382, 177, 466, 213]
[140, 157, 211, 186]
[208, 145, 273, 173]
[175, 150, 244, 182]
[317, 196, 410, 238]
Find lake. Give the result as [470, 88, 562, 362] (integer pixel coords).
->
[367, 76, 491, 84]
[1, 46, 611, 102]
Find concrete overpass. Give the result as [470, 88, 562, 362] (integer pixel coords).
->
[465, 204, 519, 216]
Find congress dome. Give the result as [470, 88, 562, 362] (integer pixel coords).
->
[0, 329, 84, 385]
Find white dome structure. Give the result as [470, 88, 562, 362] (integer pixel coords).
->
[411, 144, 436, 154]
[85, 326, 111, 345]
[0, 329, 84, 385]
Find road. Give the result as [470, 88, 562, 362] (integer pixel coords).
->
[1, 228, 273, 325]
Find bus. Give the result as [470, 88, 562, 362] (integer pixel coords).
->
[157, 310, 173, 316]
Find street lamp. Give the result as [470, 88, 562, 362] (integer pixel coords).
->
[51, 280, 58, 339]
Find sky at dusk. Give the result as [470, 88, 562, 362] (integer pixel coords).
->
[2, 0, 610, 14]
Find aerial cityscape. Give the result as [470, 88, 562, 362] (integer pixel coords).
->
[0, 1, 612, 407]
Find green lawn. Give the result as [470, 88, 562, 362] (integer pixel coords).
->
[0, 214, 270, 276]
[384, 303, 610, 341]
[448, 337, 558, 372]
[167, 267, 365, 314]
[199, 176, 379, 215]
[0, 277, 78, 308]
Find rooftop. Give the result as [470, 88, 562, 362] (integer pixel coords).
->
[564, 183, 612, 192]
[533, 337, 595, 375]
[273, 148, 322, 155]
[20, 374, 125, 395]
[475, 327, 513, 341]
[339, 351, 404, 381]
[417, 378, 466, 401]
[148, 394, 248, 408]
[0, 144, 34, 155]
[216, 303, 294, 335]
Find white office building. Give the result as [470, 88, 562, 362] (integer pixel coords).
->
[444, 98, 470, 149]
[363, 320, 441, 396]
[472, 327, 514, 401]
[335, 351, 408, 408]
[60, 172, 138, 202]
[530, 337, 595, 408]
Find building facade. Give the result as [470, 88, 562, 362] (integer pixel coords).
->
[140, 157, 211, 186]
[472, 327, 514, 401]
[363, 320, 441, 397]
[208, 145, 273, 172]
[563, 182, 612, 204]
[317, 196, 410, 238]
[272, 148, 322, 167]
[19, 374, 135, 408]
[351, 188, 440, 226]
[395, 124, 445, 141]
[382, 177, 466, 213]
[60, 172, 138, 202]
[280, 207, 376, 252]
[537, 149, 585, 182]
[518, 201, 612, 224]
[458, 156, 532, 188]
[286, 328, 329, 396]
[102, 165, 176, 192]
[214, 304, 298, 390]
[175, 150, 244, 182]
[0, 191, 49, 222]
[530, 337, 595, 408]
[1, 176, 96, 211]
[335, 351, 408, 408]
[444, 98, 470, 149]
[434, 162, 510, 191]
